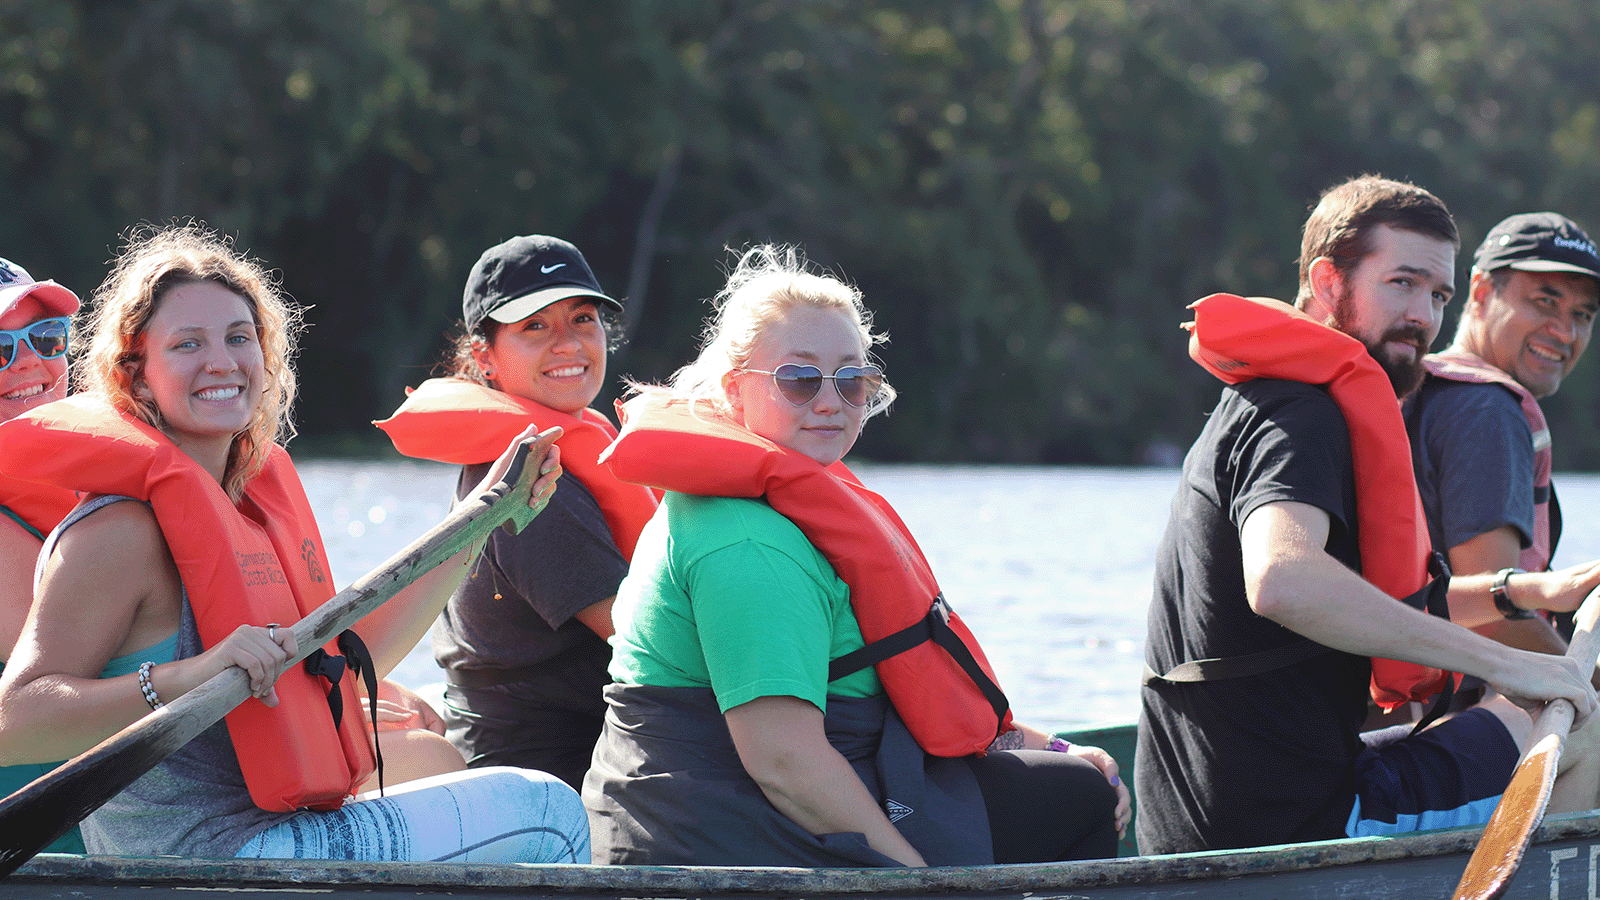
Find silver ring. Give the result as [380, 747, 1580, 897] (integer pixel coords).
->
[267, 623, 280, 641]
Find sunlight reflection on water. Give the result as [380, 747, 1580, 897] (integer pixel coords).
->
[300, 458, 1600, 734]
[301, 458, 1174, 733]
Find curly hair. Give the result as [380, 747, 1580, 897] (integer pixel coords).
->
[646, 244, 896, 420]
[77, 221, 303, 500]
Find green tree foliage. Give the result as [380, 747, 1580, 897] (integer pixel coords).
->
[4, 0, 1600, 464]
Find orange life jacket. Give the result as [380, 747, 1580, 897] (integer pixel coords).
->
[374, 378, 659, 559]
[600, 392, 1014, 758]
[0, 396, 375, 811]
[0, 471, 76, 540]
[1422, 350, 1557, 573]
[1188, 293, 1451, 708]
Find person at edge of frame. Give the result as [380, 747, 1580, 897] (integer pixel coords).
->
[0, 256, 86, 854]
[0, 221, 587, 863]
[1136, 174, 1600, 856]
[1403, 212, 1600, 718]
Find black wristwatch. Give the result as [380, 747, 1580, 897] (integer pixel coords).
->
[1491, 567, 1535, 620]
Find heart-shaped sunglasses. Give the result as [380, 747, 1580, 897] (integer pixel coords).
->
[741, 363, 884, 408]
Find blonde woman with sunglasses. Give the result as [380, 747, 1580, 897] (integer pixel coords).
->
[583, 245, 1129, 867]
[0, 258, 84, 853]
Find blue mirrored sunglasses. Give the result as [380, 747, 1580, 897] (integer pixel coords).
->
[0, 317, 69, 371]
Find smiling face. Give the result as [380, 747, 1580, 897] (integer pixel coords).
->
[473, 295, 607, 415]
[1313, 223, 1455, 397]
[135, 281, 266, 480]
[724, 304, 868, 466]
[0, 295, 69, 421]
[1459, 268, 1599, 399]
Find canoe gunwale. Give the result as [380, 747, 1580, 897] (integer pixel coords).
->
[13, 811, 1600, 895]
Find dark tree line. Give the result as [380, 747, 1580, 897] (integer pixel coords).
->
[5, 0, 1600, 465]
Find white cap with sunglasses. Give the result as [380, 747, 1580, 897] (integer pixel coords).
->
[0, 257, 79, 320]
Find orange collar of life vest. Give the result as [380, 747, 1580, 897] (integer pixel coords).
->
[374, 378, 658, 560]
[600, 391, 1013, 757]
[0, 469, 76, 540]
[1188, 293, 1447, 706]
[0, 395, 374, 810]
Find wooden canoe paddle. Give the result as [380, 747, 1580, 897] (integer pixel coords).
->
[0, 428, 557, 878]
[1452, 585, 1600, 900]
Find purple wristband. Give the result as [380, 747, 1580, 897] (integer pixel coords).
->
[1045, 736, 1073, 753]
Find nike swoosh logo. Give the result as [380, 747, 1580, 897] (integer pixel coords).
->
[541, 263, 566, 274]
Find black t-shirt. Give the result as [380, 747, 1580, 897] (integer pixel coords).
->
[432, 464, 626, 685]
[1135, 379, 1373, 854]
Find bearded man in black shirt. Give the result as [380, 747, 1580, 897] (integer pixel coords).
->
[1136, 175, 1600, 855]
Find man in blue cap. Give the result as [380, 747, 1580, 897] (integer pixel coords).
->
[1407, 213, 1600, 664]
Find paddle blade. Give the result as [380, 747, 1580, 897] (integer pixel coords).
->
[1452, 716, 1568, 900]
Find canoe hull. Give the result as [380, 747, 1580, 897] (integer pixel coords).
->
[11, 812, 1600, 899]
[12, 722, 1590, 898]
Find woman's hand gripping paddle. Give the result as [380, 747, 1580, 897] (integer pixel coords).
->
[1452, 586, 1600, 900]
[0, 427, 560, 878]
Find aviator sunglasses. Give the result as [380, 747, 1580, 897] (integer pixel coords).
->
[743, 363, 884, 408]
[0, 316, 69, 371]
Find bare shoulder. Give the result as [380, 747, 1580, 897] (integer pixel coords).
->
[56, 499, 163, 553]
[30, 498, 181, 666]
[45, 499, 173, 591]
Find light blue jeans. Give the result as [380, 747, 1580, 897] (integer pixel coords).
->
[234, 766, 588, 863]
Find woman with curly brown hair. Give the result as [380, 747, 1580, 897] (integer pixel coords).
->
[0, 222, 586, 863]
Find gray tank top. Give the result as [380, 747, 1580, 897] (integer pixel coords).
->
[44, 496, 290, 857]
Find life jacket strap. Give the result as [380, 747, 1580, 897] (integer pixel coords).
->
[1549, 483, 1563, 560]
[0, 503, 43, 541]
[1400, 565, 1456, 735]
[303, 629, 384, 796]
[1141, 641, 1331, 685]
[829, 594, 1011, 744]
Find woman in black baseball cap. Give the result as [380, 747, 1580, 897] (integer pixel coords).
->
[378, 234, 658, 790]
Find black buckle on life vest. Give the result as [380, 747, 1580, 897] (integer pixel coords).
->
[827, 593, 1011, 745]
[302, 629, 385, 795]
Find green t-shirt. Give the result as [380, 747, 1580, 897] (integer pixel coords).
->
[610, 492, 883, 713]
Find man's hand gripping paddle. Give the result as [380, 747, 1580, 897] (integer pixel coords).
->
[1452, 585, 1600, 900]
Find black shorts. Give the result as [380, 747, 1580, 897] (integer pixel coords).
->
[1348, 706, 1519, 837]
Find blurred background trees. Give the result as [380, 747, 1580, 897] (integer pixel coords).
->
[4, 0, 1599, 464]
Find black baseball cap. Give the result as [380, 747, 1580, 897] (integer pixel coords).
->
[462, 235, 621, 331]
[1473, 212, 1600, 283]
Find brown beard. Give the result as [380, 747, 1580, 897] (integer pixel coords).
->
[1331, 289, 1429, 397]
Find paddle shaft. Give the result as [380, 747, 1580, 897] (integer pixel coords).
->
[1452, 586, 1600, 900]
[0, 431, 553, 878]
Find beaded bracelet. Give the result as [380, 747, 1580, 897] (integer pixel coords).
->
[138, 661, 164, 711]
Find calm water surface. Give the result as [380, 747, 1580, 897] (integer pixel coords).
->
[299, 459, 1600, 735]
